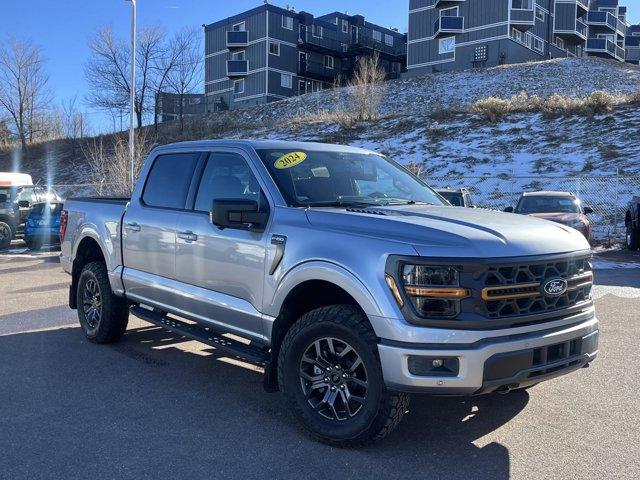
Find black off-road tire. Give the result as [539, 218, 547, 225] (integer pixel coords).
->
[77, 261, 129, 343]
[277, 304, 410, 447]
[25, 238, 42, 251]
[626, 223, 639, 251]
[0, 221, 12, 250]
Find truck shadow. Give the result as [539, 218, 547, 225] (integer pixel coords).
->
[0, 321, 524, 479]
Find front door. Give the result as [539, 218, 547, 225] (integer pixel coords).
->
[122, 151, 200, 306]
[299, 24, 307, 42]
[174, 150, 271, 340]
[299, 51, 307, 74]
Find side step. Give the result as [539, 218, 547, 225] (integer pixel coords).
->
[130, 306, 270, 364]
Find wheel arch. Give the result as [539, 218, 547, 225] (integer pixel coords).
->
[69, 236, 107, 309]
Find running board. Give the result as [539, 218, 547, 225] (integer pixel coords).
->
[129, 306, 270, 364]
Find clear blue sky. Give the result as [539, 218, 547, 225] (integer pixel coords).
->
[1, 0, 639, 134]
[0, 0, 410, 134]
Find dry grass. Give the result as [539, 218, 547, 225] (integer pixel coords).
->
[471, 90, 628, 122]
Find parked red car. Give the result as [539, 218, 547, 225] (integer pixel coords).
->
[505, 191, 593, 240]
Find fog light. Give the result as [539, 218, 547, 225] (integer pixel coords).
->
[408, 356, 459, 377]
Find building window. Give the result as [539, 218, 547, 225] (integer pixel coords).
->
[511, 0, 533, 9]
[511, 27, 523, 43]
[282, 16, 293, 30]
[231, 50, 245, 60]
[312, 25, 323, 38]
[439, 36, 455, 54]
[342, 19, 349, 33]
[324, 55, 334, 69]
[233, 79, 245, 95]
[533, 37, 544, 53]
[372, 30, 382, 42]
[535, 7, 545, 21]
[269, 41, 280, 56]
[474, 45, 488, 61]
[232, 21, 246, 32]
[555, 36, 565, 50]
[281, 73, 293, 89]
[385, 34, 394, 46]
[524, 31, 532, 48]
[441, 6, 459, 17]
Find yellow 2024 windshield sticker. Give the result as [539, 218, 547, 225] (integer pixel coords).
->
[274, 151, 307, 169]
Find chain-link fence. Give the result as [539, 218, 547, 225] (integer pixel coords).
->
[51, 175, 639, 242]
[425, 175, 640, 241]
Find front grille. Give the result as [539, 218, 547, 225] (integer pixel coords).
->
[478, 255, 592, 319]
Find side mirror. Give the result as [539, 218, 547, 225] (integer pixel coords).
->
[583, 206, 593, 214]
[503, 206, 514, 213]
[18, 200, 30, 208]
[211, 199, 268, 232]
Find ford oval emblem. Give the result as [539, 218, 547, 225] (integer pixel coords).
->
[543, 279, 568, 297]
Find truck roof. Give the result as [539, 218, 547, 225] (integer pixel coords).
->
[521, 191, 574, 197]
[155, 139, 375, 155]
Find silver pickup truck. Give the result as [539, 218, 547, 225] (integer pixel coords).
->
[61, 140, 598, 446]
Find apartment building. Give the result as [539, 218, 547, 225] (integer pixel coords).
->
[407, 0, 630, 75]
[155, 92, 206, 123]
[625, 24, 640, 64]
[204, 4, 407, 110]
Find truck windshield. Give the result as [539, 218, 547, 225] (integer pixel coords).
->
[255, 149, 445, 208]
[516, 196, 581, 214]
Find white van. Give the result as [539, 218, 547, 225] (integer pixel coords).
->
[0, 172, 34, 187]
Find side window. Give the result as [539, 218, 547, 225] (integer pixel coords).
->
[142, 153, 199, 209]
[194, 153, 261, 212]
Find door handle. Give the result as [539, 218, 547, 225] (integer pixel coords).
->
[177, 230, 198, 242]
[124, 222, 141, 232]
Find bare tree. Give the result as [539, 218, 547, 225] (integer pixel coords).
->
[85, 26, 167, 129]
[165, 28, 203, 133]
[0, 36, 50, 150]
[61, 95, 86, 139]
[348, 53, 387, 121]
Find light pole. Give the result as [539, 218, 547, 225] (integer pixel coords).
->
[125, 0, 137, 191]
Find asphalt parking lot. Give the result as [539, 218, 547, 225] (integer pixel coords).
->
[1, 243, 639, 480]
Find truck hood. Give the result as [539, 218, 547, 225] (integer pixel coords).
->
[305, 205, 590, 258]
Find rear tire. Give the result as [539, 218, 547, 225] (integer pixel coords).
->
[277, 304, 409, 447]
[77, 261, 129, 343]
[26, 238, 42, 251]
[0, 221, 12, 250]
[626, 222, 639, 251]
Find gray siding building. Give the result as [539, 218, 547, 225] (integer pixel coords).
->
[204, 4, 407, 110]
[156, 92, 206, 123]
[407, 0, 630, 75]
[625, 23, 640, 64]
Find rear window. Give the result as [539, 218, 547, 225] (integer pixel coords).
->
[142, 153, 199, 209]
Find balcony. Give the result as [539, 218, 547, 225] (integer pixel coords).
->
[586, 38, 626, 62]
[298, 60, 340, 83]
[555, 18, 588, 42]
[433, 16, 464, 37]
[510, 8, 535, 31]
[226, 30, 249, 48]
[586, 11, 625, 35]
[434, 0, 466, 7]
[226, 60, 248, 77]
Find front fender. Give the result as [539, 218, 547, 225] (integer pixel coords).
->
[266, 260, 386, 321]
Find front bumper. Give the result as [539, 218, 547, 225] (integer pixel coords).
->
[378, 314, 598, 394]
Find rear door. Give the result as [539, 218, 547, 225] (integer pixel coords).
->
[172, 149, 272, 340]
[122, 151, 200, 307]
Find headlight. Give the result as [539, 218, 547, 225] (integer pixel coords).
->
[396, 265, 469, 320]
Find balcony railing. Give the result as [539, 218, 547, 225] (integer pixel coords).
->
[298, 30, 406, 58]
[586, 11, 625, 35]
[226, 30, 249, 48]
[556, 18, 588, 40]
[298, 60, 340, 82]
[510, 8, 535, 28]
[226, 60, 248, 76]
[586, 38, 626, 61]
[434, 0, 466, 7]
[433, 16, 464, 37]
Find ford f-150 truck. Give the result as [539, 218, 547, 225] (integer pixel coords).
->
[61, 140, 598, 446]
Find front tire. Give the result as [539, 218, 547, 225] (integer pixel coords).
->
[77, 261, 129, 343]
[626, 222, 639, 251]
[277, 305, 409, 447]
[0, 221, 12, 250]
